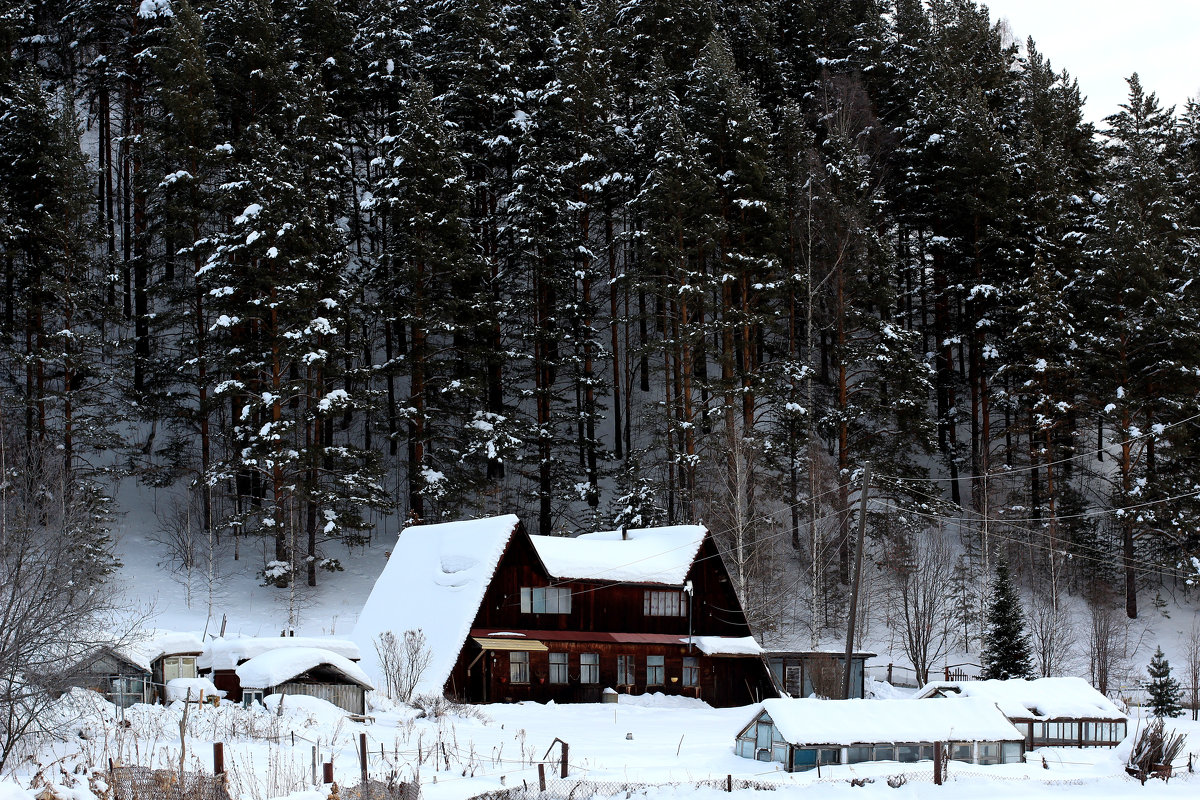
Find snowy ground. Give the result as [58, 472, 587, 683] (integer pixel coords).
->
[5, 690, 1200, 800]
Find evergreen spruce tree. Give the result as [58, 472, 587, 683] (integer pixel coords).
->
[979, 558, 1034, 680]
[1146, 646, 1184, 718]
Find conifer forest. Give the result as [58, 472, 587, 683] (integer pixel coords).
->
[3, 0, 1200, 645]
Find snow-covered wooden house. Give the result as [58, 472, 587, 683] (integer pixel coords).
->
[734, 698, 1025, 772]
[198, 636, 371, 714]
[914, 678, 1128, 748]
[352, 515, 776, 707]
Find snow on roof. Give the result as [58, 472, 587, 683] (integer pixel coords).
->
[144, 631, 205, 662]
[199, 636, 361, 671]
[914, 678, 1127, 721]
[236, 647, 373, 691]
[689, 636, 763, 656]
[351, 514, 522, 698]
[529, 525, 707, 584]
[749, 698, 1024, 746]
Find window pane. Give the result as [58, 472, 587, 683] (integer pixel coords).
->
[847, 747, 871, 764]
[510, 651, 529, 683]
[874, 747, 894, 762]
[580, 653, 599, 683]
[647, 655, 664, 685]
[897, 745, 920, 763]
[520, 587, 531, 613]
[819, 749, 841, 766]
[549, 653, 568, 684]
[951, 743, 972, 762]
[683, 657, 699, 687]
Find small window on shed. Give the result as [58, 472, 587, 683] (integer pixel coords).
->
[1001, 742, 1022, 764]
[978, 742, 1000, 765]
[950, 743, 972, 762]
[243, 690, 264, 708]
[896, 744, 921, 763]
[163, 656, 197, 681]
[873, 746, 895, 762]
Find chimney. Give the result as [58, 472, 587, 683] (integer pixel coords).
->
[620, 524, 628, 541]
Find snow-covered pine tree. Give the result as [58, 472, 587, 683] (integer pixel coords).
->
[1080, 75, 1196, 619]
[1146, 646, 1184, 718]
[979, 557, 1034, 680]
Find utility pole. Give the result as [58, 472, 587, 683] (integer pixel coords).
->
[842, 461, 871, 699]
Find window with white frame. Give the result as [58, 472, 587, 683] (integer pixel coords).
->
[162, 656, 197, 681]
[548, 652, 568, 684]
[243, 690, 264, 707]
[580, 653, 599, 684]
[643, 590, 687, 616]
[646, 655, 665, 685]
[520, 586, 572, 614]
[510, 651, 530, 683]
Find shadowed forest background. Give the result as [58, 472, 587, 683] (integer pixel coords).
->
[3, 0, 1200, 660]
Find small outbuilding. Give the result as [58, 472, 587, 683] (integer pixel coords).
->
[764, 650, 876, 699]
[72, 646, 152, 708]
[234, 647, 373, 714]
[735, 698, 1025, 772]
[144, 631, 205, 704]
[198, 636, 364, 708]
[914, 678, 1128, 748]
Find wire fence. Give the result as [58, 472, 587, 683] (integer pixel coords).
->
[110, 765, 232, 800]
[465, 775, 782, 799]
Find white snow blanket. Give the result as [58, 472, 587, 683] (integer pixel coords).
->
[235, 647, 373, 690]
[914, 678, 1127, 721]
[352, 514, 522, 697]
[199, 636, 361, 671]
[165, 677, 224, 702]
[530, 524, 707, 584]
[688, 636, 763, 656]
[753, 697, 1024, 746]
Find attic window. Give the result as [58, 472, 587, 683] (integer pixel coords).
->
[644, 590, 686, 616]
[520, 586, 572, 614]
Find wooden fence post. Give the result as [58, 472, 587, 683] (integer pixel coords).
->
[360, 732, 369, 787]
[323, 762, 334, 784]
[561, 742, 569, 778]
[933, 742, 942, 785]
[213, 742, 224, 779]
[726, 774, 732, 792]
[538, 763, 546, 791]
[887, 663, 893, 684]
[312, 746, 318, 786]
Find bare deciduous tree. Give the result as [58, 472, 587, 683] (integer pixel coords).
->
[375, 629, 433, 703]
[1088, 591, 1119, 695]
[1185, 622, 1200, 722]
[0, 428, 129, 773]
[889, 530, 954, 685]
[1028, 587, 1077, 677]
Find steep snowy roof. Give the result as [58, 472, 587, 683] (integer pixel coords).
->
[351, 514, 522, 698]
[914, 678, 1127, 721]
[748, 698, 1024, 746]
[236, 647, 373, 690]
[529, 525, 707, 584]
[199, 636, 361, 671]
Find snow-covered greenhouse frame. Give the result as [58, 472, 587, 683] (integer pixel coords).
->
[915, 678, 1129, 748]
[734, 698, 1026, 772]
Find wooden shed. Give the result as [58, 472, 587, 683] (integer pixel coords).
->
[735, 697, 1025, 772]
[915, 678, 1128, 748]
[72, 646, 152, 708]
[234, 647, 373, 714]
[764, 650, 876, 699]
